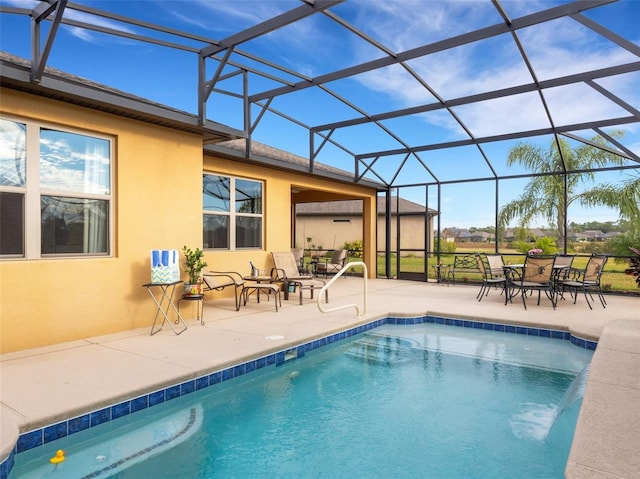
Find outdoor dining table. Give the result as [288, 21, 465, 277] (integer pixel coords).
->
[502, 264, 524, 304]
[503, 262, 571, 306]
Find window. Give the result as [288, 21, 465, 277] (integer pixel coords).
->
[203, 174, 263, 249]
[0, 117, 112, 258]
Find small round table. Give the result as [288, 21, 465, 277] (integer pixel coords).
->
[178, 294, 204, 325]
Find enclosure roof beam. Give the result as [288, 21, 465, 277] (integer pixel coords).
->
[200, 0, 343, 58]
[249, 0, 615, 102]
[313, 61, 640, 132]
[30, 0, 68, 83]
[356, 116, 637, 160]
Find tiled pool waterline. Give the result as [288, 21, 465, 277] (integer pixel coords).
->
[0, 314, 597, 479]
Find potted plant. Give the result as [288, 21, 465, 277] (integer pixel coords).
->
[182, 245, 207, 296]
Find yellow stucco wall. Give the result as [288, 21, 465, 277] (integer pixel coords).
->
[0, 88, 204, 353]
[0, 88, 378, 353]
[202, 155, 377, 284]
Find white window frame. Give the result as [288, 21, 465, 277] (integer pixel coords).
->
[0, 115, 114, 259]
[203, 173, 264, 251]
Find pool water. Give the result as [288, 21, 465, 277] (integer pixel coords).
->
[11, 323, 593, 479]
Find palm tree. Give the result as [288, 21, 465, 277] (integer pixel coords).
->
[580, 173, 640, 234]
[498, 134, 634, 249]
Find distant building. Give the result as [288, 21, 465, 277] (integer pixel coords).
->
[442, 228, 494, 243]
[295, 197, 438, 254]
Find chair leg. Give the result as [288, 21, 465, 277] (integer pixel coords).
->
[596, 288, 607, 308]
[235, 286, 242, 311]
[581, 286, 593, 310]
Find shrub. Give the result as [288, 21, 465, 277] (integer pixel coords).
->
[533, 237, 558, 255]
[435, 238, 456, 253]
[343, 240, 363, 258]
[514, 237, 557, 255]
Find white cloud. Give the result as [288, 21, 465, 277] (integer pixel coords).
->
[344, 1, 639, 143]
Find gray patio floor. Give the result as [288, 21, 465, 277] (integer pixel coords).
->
[1, 277, 638, 478]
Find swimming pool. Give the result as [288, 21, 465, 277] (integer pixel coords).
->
[7, 317, 595, 478]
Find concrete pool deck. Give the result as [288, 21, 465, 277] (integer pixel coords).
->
[1, 277, 639, 478]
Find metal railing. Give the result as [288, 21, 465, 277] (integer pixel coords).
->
[317, 261, 368, 318]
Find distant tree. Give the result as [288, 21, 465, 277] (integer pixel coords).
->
[514, 227, 529, 242]
[499, 134, 630, 248]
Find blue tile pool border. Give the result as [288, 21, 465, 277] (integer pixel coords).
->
[0, 315, 597, 479]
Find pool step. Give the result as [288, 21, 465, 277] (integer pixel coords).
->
[345, 333, 415, 364]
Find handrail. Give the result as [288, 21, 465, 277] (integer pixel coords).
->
[317, 261, 367, 318]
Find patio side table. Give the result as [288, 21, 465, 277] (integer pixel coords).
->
[431, 263, 449, 285]
[142, 280, 188, 335]
[178, 294, 204, 325]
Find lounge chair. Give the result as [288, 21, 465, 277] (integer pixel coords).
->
[509, 254, 556, 310]
[202, 271, 245, 311]
[316, 249, 348, 277]
[271, 251, 328, 305]
[475, 253, 507, 301]
[559, 254, 608, 309]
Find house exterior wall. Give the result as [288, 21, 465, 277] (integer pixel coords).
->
[295, 216, 362, 250]
[0, 88, 377, 353]
[202, 157, 377, 280]
[377, 215, 433, 254]
[1, 88, 204, 352]
[296, 214, 433, 255]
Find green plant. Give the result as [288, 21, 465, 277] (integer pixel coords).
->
[343, 240, 363, 258]
[182, 245, 207, 284]
[533, 237, 557, 254]
[435, 238, 456, 253]
[514, 237, 557, 255]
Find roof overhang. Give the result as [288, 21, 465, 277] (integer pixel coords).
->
[205, 140, 384, 190]
[0, 53, 244, 144]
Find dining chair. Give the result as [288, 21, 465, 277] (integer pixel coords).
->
[474, 253, 507, 301]
[553, 254, 575, 280]
[559, 254, 608, 309]
[510, 255, 557, 310]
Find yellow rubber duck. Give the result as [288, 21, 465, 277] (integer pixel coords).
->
[50, 449, 65, 464]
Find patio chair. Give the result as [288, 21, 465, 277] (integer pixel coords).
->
[553, 254, 575, 280]
[271, 251, 328, 305]
[509, 255, 556, 310]
[559, 254, 608, 309]
[202, 271, 245, 311]
[316, 249, 348, 277]
[475, 253, 507, 301]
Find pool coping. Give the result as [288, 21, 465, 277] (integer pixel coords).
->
[0, 314, 597, 479]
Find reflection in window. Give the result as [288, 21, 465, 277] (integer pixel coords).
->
[236, 179, 262, 214]
[41, 196, 108, 254]
[40, 129, 110, 194]
[0, 192, 24, 255]
[203, 174, 263, 250]
[0, 119, 26, 187]
[203, 214, 229, 249]
[203, 174, 230, 212]
[0, 117, 112, 258]
[236, 216, 262, 248]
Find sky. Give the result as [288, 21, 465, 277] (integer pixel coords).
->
[1, 0, 639, 230]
